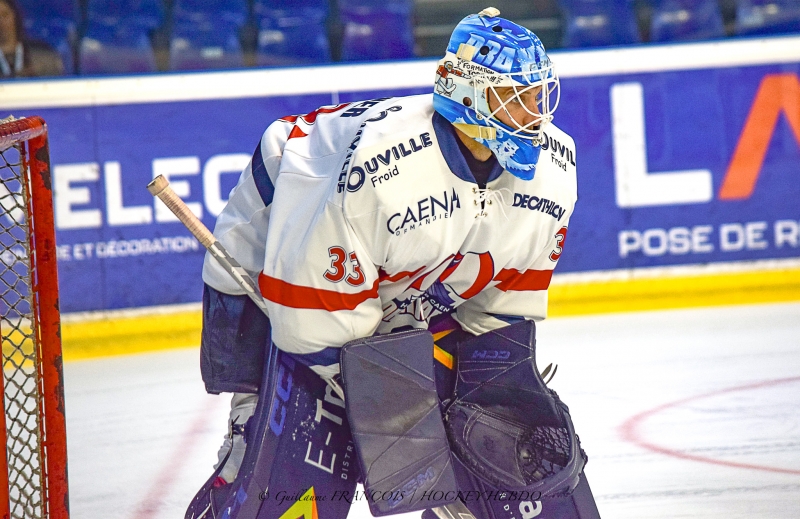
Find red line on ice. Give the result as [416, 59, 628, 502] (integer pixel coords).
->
[129, 396, 222, 519]
[619, 376, 800, 475]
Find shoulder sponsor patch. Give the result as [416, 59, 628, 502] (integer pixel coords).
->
[337, 105, 403, 193]
[541, 131, 575, 171]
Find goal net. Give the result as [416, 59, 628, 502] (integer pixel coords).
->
[0, 116, 69, 519]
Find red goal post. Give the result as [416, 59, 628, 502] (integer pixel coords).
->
[0, 116, 69, 519]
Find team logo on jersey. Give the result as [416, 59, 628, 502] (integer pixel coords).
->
[512, 194, 567, 221]
[382, 252, 495, 323]
[386, 188, 461, 235]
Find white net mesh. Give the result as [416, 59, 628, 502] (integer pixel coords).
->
[0, 141, 46, 519]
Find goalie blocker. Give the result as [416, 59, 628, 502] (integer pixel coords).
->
[343, 320, 600, 519]
[189, 320, 600, 519]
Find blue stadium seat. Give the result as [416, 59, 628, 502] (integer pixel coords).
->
[173, 0, 248, 29]
[651, 0, 725, 41]
[256, 10, 331, 66]
[253, 0, 328, 18]
[253, 0, 330, 66]
[80, 20, 157, 75]
[87, 0, 165, 31]
[24, 20, 75, 74]
[19, 0, 78, 73]
[170, 20, 244, 71]
[560, 0, 641, 48]
[18, 0, 77, 25]
[339, 0, 415, 61]
[735, 0, 800, 35]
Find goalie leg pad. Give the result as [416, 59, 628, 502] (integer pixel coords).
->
[187, 341, 358, 519]
[444, 320, 586, 497]
[341, 329, 460, 516]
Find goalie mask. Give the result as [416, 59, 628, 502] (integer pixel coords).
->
[433, 8, 560, 180]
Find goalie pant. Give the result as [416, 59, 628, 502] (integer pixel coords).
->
[200, 93, 577, 392]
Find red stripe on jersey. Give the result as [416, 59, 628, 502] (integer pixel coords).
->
[438, 253, 463, 282]
[378, 266, 426, 283]
[288, 126, 308, 140]
[259, 272, 380, 311]
[493, 268, 553, 292]
[457, 252, 495, 299]
[302, 103, 352, 124]
[279, 103, 352, 125]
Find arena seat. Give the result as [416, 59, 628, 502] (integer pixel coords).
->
[735, 0, 800, 35]
[23, 20, 75, 74]
[651, 0, 725, 41]
[560, 0, 641, 47]
[254, 0, 330, 66]
[86, 0, 165, 31]
[18, 0, 77, 25]
[79, 20, 157, 74]
[254, 0, 329, 16]
[173, 0, 248, 29]
[170, 20, 244, 71]
[19, 0, 78, 73]
[256, 11, 331, 66]
[339, 0, 415, 61]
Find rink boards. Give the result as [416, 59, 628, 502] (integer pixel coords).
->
[2, 36, 800, 357]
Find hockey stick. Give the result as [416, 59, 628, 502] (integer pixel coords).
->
[147, 175, 269, 315]
[147, 174, 346, 399]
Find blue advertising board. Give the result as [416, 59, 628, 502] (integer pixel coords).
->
[1, 38, 799, 313]
[560, 63, 800, 273]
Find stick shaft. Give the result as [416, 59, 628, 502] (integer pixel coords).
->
[147, 175, 344, 397]
[147, 175, 269, 314]
[148, 175, 215, 247]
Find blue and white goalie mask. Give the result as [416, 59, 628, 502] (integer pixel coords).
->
[433, 8, 560, 180]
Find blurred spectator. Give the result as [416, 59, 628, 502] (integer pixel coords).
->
[560, 0, 641, 48]
[0, 0, 64, 78]
[339, 0, 415, 61]
[735, 0, 800, 36]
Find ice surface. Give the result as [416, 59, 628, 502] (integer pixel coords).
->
[64, 302, 800, 518]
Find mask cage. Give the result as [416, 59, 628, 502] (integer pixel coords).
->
[475, 65, 560, 143]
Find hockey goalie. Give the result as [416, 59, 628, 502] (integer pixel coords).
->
[186, 8, 601, 519]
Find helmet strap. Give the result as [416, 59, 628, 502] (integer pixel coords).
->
[452, 123, 497, 140]
[455, 43, 477, 61]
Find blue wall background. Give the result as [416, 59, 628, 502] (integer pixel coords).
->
[6, 60, 800, 313]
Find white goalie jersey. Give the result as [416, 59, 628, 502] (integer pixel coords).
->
[202, 94, 577, 379]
